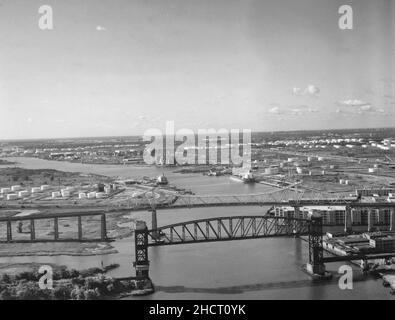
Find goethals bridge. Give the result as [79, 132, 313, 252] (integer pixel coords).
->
[2, 187, 395, 278]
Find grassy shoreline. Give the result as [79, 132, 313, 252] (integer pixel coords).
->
[0, 241, 118, 257]
[0, 263, 154, 300]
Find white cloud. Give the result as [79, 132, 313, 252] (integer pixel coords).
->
[304, 84, 320, 96]
[292, 84, 320, 96]
[292, 87, 303, 95]
[268, 106, 282, 114]
[289, 105, 317, 114]
[337, 99, 370, 107]
[268, 104, 317, 116]
[335, 102, 388, 115]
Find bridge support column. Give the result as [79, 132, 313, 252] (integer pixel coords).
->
[6, 220, 12, 242]
[133, 221, 150, 278]
[78, 216, 82, 240]
[101, 214, 107, 241]
[390, 208, 395, 232]
[344, 206, 352, 233]
[54, 218, 59, 240]
[30, 219, 35, 241]
[293, 206, 300, 219]
[368, 209, 373, 232]
[306, 216, 325, 276]
[151, 209, 159, 240]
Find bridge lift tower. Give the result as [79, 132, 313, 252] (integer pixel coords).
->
[306, 216, 325, 275]
[133, 221, 150, 278]
[144, 189, 159, 240]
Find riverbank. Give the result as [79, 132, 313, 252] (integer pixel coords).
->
[0, 263, 154, 300]
[0, 242, 117, 257]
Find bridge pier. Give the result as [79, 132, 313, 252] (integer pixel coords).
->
[344, 206, 352, 233]
[78, 216, 83, 240]
[30, 219, 35, 241]
[54, 217, 59, 240]
[101, 214, 107, 241]
[368, 209, 373, 232]
[151, 209, 159, 240]
[6, 220, 12, 242]
[134, 221, 150, 278]
[293, 206, 301, 219]
[306, 216, 326, 276]
[390, 208, 395, 232]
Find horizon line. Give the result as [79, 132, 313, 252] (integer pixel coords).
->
[1, 126, 395, 143]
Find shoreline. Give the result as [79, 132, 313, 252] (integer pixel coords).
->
[0, 241, 118, 258]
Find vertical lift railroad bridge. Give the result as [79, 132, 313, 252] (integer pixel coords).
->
[133, 190, 395, 279]
[134, 215, 327, 278]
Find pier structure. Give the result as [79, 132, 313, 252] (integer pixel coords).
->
[344, 206, 352, 233]
[1, 211, 108, 242]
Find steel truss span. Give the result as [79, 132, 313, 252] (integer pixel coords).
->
[116, 187, 357, 210]
[146, 216, 311, 246]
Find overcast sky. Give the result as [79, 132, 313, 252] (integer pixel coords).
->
[0, 0, 394, 139]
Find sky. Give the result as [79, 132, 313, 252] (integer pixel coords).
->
[0, 0, 394, 139]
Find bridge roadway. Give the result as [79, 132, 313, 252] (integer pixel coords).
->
[1, 187, 395, 243]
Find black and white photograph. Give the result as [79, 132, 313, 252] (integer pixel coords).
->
[0, 0, 395, 306]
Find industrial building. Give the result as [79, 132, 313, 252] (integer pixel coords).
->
[275, 205, 392, 225]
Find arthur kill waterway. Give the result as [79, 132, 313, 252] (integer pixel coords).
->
[0, 157, 393, 299]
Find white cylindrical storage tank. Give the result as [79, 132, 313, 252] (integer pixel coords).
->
[317, 157, 324, 161]
[11, 185, 22, 192]
[61, 190, 70, 197]
[18, 190, 29, 197]
[321, 170, 325, 175]
[52, 191, 61, 198]
[1, 188, 11, 194]
[307, 157, 312, 162]
[296, 167, 303, 174]
[104, 186, 111, 194]
[339, 179, 344, 184]
[87, 192, 96, 199]
[345, 180, 349, 185]
[41, 185, 50, 191]
[31, 187, 41, 193]
[7, 194, 18, 200]
[79, 193, 87, 199]
[368, 168, 378, 173]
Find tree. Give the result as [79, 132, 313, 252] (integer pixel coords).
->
[53, 286, 71, 300]
[1, 274, 11, 283]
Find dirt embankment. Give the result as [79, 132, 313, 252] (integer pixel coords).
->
[0, 167, 112, 189]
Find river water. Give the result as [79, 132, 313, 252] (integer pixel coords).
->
[0, 157, 393, 299]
